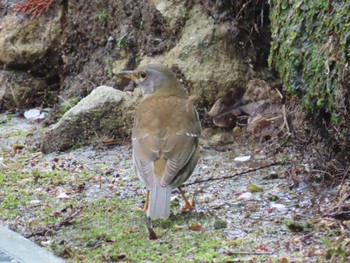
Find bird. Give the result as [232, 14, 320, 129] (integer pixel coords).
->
[117, 64, 201, 220]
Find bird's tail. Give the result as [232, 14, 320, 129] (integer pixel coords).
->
[147, 185, 172, 219]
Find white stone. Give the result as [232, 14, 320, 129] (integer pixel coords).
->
[237, 192, 253, 200]
[271, 203, 288, 211]
[234, 155, 251, 162]
[24, 109, 40, 119]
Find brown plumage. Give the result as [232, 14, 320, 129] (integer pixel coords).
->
[117, 64, 201, 219]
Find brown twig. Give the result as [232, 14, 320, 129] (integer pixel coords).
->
[184, 161, 287, 186]
[322, 173, 350, 220]
[224, 249, 273, 255]
[236, 0, 252, 20]
[27, 205, 84, 237]
[281, 104, 291, 136]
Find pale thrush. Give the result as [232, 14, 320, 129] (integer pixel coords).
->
[117, 64, 201, 219]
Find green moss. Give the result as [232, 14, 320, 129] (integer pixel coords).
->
[268, 195, 279, 201]
[322, 236, 348, 261]
[2, 130, 29, 138]
[285, 220, 313, 232]
[213, 219, 227, 229]
[269, 0, 350, 124]
[247, 184, 263, 193]
[55, 97, 80, 119]
[116, 35, 126, 49]
[98, 10, 108, 21]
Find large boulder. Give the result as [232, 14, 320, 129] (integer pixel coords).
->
[40, 86, 138, 153]
[0, 1, 269, 153]
[0, 1, 64, 111]
[152, 0, 192, 28]
[0, 2, 63, 67]
[128, 3, 253, 107]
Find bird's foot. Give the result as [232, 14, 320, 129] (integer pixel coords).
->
[181, 203, 194, 212]
[181, 197, 195, 212]
[178, 187, 195, 212]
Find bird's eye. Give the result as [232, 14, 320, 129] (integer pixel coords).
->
[139, 71, 147, 78]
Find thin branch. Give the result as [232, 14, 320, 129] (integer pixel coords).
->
[184, 161, 287, 186]
[225, 249, 273, 255]
[27, 205, 84, 237]
[236, 0, 252, 20]
[281, 104, 291, 135]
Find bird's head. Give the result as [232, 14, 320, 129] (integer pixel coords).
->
[117, 64, 182, 96]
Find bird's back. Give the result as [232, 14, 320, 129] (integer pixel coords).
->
[133, 94, 198, 140]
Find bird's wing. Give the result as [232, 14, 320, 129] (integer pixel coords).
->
[160, 104, 201, 186]
[160, 135, 198, 186]
[132, 134, 159, 188]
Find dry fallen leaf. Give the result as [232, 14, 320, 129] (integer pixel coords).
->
[189, 224, 202, 231]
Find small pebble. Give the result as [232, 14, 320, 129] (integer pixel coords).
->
[271, 203, 288, 211]
[237, 192, 253, 200]
[234, 155, 251, 162]
[29, 199, 41, 205]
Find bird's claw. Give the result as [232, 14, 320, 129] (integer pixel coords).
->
[181, 203, 194, 212]
[181, 197, 195, 212]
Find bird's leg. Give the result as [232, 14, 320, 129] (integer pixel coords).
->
[143, 190, 150, 212]
[178, 187, 194, 211]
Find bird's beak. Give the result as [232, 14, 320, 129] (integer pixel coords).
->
[116, 70, 137, 81]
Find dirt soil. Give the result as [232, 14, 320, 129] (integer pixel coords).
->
[59, 0, 177, 100]
[1, 113, 349, 262]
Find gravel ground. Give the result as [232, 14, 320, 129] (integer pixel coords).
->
[1, 114, 349, 262]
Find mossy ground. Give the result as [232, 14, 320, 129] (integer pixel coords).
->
[0, 158, 232, 262]
[0, 141, 235, 262]
[51, 199, 227, 262]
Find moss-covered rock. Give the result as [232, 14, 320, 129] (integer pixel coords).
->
[269, 1, 350, 136]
